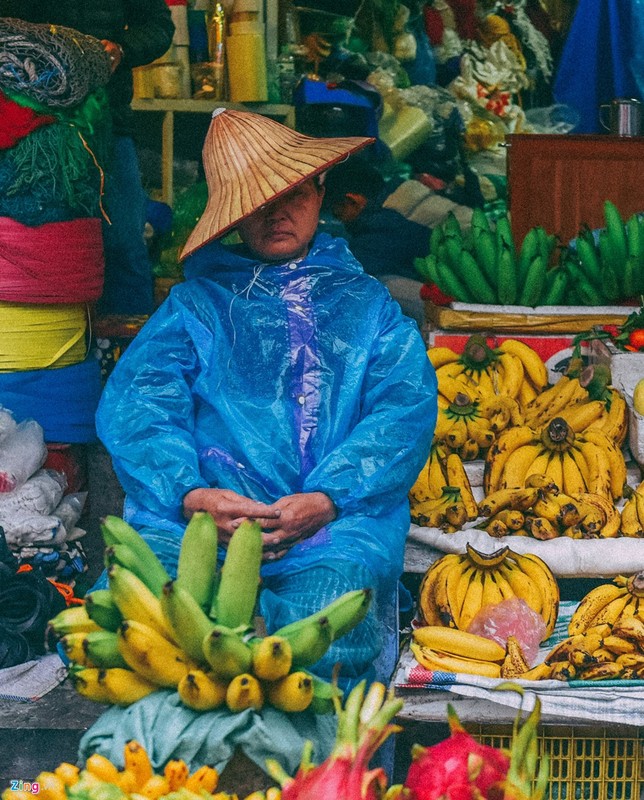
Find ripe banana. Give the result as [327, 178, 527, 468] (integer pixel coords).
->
[123, 739, 153, 789]
[568, 582, 629, 635]
[484, 427, 541, 494]
[100, 515, 171, 597]
[417, 553, 463, 626]
[117, 620, 196, 688]
[510, 551, 559, 638]
[184, 765, 219, 794]
[412, 625, 505, 662]
[107, 564, 175, 641]
[498, 443, 545, 490]
[251, 635, 293, 681]
[497, 339, 548, 390]
[266, 670, 314, 712]
[215, 519, 262, 630]
[164, 760, 189, 791]
[478, 487, 539, 517]
[176, 511, 219, 613]
[101, 667, 159, 705]
[500, 635, 531, 678]
[457, 568, 486, 632]
[225, 673, 264, 712]
[410, 642, 502, 678]
[177, 669, 228, 711]
[202, 624, 253, 679]
[580, 428, 627, 499]
[445, 453, 479, 520]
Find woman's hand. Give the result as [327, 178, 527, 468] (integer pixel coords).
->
[183, 488, 281, 544]
[259, 491, 336, 561]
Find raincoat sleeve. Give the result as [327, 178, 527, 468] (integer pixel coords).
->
[302, 303, 437, 517]
[95, 298, 209, 525]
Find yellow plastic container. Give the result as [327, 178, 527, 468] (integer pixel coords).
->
[470, 724, 643, 799]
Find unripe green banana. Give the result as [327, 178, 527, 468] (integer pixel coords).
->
[176, 511, 219, 612]
[107, 563, 174, 640]
[177, 669, 227, 711]
[313, 588, 373, 641]
[160, 579, 215, 665]
[84, 589, 123, 632]
[214, 519, 262, 629]
[117, 620, 195, 688]
[305, 669, 343, 714]
[272, 615, 334, 667]
[83, 630, 129, 669]
[265, 671, 313, 713]
[100, 516, 170, 597]
[604, 200, 627, 267]
[202, 624, 253, 680]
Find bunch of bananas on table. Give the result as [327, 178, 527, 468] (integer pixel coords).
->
[49, 514, 370, 714]
[430, 335, 549, 413]
[484, 415, 627, 501]
[620, 482, 644, 537]
[409, 448, 479, 530]
[414, 210, 560, 306]
[410, 625, 533, 679]
[477, 474, 622, 540]
[520, 372, 627, 445]
[535, 571, 644, 681]
[562, 201, 644, 305]
[2, 741, 226, 800]
[417, 544, 559, 639]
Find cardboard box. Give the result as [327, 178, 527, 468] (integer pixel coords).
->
[427, 329, 588, 385]
[425, 300, 634, 335]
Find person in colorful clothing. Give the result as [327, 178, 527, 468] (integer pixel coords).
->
[94, 109, 437, 687]
[0, 0, 175, 314]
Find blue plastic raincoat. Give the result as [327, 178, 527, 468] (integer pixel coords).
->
[96, 231, 436, 602]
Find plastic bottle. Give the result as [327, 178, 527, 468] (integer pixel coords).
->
[225, 0, 268, 102]
[206, 1, 226, 100]
[276, 46, 297, 104]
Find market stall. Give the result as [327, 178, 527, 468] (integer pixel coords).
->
[1, 0, 644, 797]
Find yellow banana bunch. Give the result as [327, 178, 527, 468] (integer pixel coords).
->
[522, 375, 589, 428]
[417, 544, 559, 639]
[543, 613, 644, 681]
[433, 391, 497, 460]
[568, 573, 644, 635]
[476, 479, 621, 541]
[620, 481, 644, 537]
[54, 514, 369, 714]
[411, 485, 470, 531]
[15, 742, 225, 800]
[409, 444, 449, 507]
[484, 416, 625, 501]
[428, 336, 548, 409]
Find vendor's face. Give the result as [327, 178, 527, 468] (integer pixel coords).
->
[237, 178, 325, 262]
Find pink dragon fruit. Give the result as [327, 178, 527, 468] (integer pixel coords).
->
[403, 705, 509, 800]
[266, 680, 404, 800]
[402, 691, 549, 800]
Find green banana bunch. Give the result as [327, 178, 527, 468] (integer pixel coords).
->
[415, 211, 559, 307]
[564, 202, 644, 304]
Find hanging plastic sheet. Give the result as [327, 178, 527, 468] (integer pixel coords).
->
[0, 356, 102, 443]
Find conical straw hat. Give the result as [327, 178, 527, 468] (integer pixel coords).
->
[180, 107, 374, 260]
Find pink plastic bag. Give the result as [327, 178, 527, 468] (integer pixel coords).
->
[467, 597, 546, 665]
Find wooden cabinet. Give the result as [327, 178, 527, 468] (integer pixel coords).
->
[507, 134, 644, 245]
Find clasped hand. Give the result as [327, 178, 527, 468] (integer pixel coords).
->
[183, 488, 336, 560]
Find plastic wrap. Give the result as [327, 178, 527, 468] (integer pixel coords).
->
[0, 419, 48, 493]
